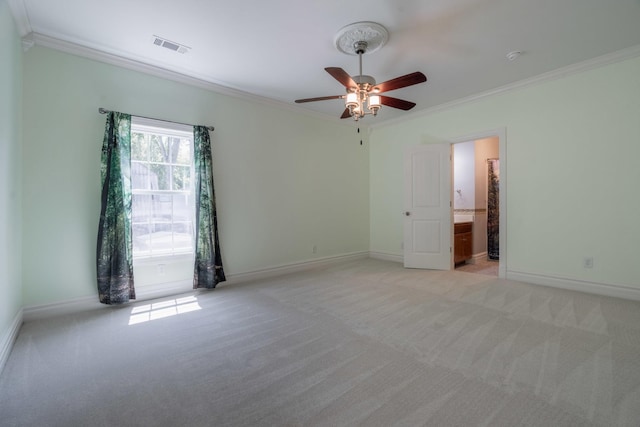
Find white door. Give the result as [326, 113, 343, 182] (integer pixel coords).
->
[403, 144, 452, 269]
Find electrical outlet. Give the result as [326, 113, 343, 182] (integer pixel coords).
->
[157, 264, 166, 275]
[312, 245, 317, 254]
[583, 257, 594, 269]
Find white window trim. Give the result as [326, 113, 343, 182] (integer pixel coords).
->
[132, 116, 193, 135]
[132, 252, 195, 266]
[130, 117, 196, 260]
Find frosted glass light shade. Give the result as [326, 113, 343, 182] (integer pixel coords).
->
[345, 92, 358, 108]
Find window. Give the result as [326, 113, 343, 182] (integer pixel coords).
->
[130, 117, 195, 259]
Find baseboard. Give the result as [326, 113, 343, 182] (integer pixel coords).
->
[23, 295, 106, 322]
[471, 252, 488, 264]
[0, 308, 23, 375]
[23, 280, 195, 322]
[369, 251, 403, 264]
[22, 251, 370, 322]
[507, 270, 640, 301]
[225, 251, 369, 284]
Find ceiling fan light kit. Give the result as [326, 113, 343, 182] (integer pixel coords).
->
[295, 22, 427, 121]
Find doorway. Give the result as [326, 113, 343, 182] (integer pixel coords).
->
[450, 129, 505, 278]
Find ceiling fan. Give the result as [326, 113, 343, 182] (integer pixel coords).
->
[295, 22, 427, 121]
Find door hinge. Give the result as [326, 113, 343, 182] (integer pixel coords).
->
[450, 247, 452, 253]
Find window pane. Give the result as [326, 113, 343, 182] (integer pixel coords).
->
[131, 162, 151, 190]
[132, 194, 153, 222]
[131, 132, 149, 161]
[172, 193, 192, 222]
[150, 221, 173, 254]
[172, 165, 191, 190]
[150, 135, 169, 163]
[130, 122, 195, 259]
[174, 138, 192, 165]
[132, 223, 152, 257]
[149, 164, 170, 190]
[172, 222, 193, 253]
[153, 194, 173, 220]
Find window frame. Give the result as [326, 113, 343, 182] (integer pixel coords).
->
[130, 117, 196, 262]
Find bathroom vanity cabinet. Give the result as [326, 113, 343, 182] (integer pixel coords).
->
[454, 222, 473, 264]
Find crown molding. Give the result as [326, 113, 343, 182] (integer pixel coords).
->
[21, 32, 34, 51]
[25, 32, 348, 126]
[371, 43, 640, 130]
[22, 27, 640, 132]
[6, 0, 31, 36]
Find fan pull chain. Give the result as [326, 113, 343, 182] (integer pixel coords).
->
[358, 127, 362, 145]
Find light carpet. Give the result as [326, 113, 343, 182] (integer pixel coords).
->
[455, 259, 499, 276]
[1, 258, 640, 426]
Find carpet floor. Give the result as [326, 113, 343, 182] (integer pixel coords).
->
[1, 258, 640, 426]
[456, 258, 499, 276]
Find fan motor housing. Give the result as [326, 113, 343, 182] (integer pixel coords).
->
[351, 75, 376, 92]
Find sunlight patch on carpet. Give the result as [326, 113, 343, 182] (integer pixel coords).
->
[128, 296, 201, 325]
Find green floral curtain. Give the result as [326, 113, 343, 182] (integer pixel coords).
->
[193, 126, 226, 289]
[96, 112, 135, 304]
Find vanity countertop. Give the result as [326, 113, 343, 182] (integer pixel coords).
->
[454, 214, 474, 224]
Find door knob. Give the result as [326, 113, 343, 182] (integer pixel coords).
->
[405, 211, 411, 216]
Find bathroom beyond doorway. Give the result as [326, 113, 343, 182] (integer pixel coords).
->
[453, 136, 499, 275]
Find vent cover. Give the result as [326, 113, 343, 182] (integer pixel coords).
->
[152, 35, 190, 54]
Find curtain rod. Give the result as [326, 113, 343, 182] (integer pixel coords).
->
[98, 108, 214, 131]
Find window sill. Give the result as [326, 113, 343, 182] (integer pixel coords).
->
[133, 253, 194, 266]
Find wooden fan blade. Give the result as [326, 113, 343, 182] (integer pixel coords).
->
[295, 95, 344, 103]
[340, 108, 352, 119]
[380, 95, 416, 111]
[374, 72, 427, 93]
[325, 67, 357, 89]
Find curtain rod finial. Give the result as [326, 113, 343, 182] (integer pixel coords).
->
[98, 107, 109, 114]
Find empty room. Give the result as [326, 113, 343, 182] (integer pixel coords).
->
[2, 1, 640, 426]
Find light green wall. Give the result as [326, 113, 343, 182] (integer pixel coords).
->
[370, 56, 640, 288]
[0, 0, 23, 343]
[18, 33, 640, 307]
[22, 46, 369, 307]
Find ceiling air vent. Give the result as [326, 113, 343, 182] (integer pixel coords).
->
[152, 35, 190, 54]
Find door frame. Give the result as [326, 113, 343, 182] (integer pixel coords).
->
[449, 128, 507, 278]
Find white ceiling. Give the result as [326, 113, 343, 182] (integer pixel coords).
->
[9, 0, 640, 123]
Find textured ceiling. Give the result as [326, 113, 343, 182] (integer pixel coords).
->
[9, 0, 640, 123]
